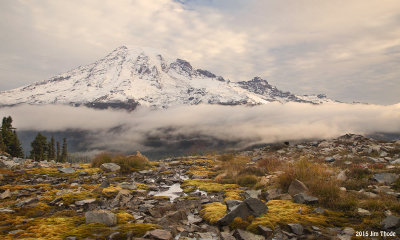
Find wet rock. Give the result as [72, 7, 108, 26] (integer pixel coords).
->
[381, 215, 400, 230]
[373, 173, 398, 184]
[288, 223, 303, 235]
[218, 198, 268, 226]
[233, 229, 265, 240]
[100, 163, 121, 172]
[144, 229, 172, 240]
[58, 167, 75, 173]
[0, 189, 11, 199]
[85, 210, 117, 226]
[293, 193, 318, 204]
[288, 179, 309, 196]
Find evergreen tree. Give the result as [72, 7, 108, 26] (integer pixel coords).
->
[1, 116, 24, 157]
[10, 131, 24, 158]
[56, 141, 61, 162]
[61, 138, 68, 162]
[0, 133, 5, 152]
[48, 136, 56, 160]
[30, 133, 48, 161]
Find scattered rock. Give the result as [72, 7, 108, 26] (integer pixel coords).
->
[357, 208, 371, 216]
[58, 167, 75, 173]
[119, 182, 137, 190]
[373, 173, 399, 184]
[288, 223, 303, 235]
[325, 157, 335, 163]
[218, 198, 268, 226]
[381, 215, 400, 230]
[144, 229, 172, 240]
[257, 225, 273, 238]
[0, 189, 11, 199]
[244, 190, 261, 199]
[288, 179, 309, 196]
[293, 193, 318, 204]
[233, 229, 265, 240]
[100, 163, 121, 172]
[75, 198, 97, 206]
[85, 210, 117, 226]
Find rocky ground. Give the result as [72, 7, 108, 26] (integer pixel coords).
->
[0, 134, 400, 240]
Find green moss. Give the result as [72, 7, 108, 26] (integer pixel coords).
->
[200, 202, 227, 224]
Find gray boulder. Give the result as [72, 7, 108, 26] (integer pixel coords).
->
[293, 193, 318, 204]
[288, 179, 309, 196]
[100, 163, 121, 172]
[288, 223, 303, 235]
[144, 229, 172, 240]
[233, 229, 265, 240]
[325, 157, 335, 163]
[85, 210, 117, 226]
[244, 190, 261, 199]
[373, 173, 399, 184]
[218, 198, 268, 226]
[381, 215, 400, 230]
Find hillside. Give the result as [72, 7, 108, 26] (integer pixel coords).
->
[0, 134, 399, 239]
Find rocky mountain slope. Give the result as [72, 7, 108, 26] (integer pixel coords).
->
[0, 46, 334, 110]
[0, 134, 399, 239]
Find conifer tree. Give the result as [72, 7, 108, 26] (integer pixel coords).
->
[10, 131, 24, 158]
[61, 138, 68, 162]
[1, 116, 24, 157]
[56, 141, 61, 162]
[30, 133, 47, 161]
[48, 136, 56, 160]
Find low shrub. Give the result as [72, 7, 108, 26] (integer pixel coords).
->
[91, 152, 113, 168]
[238, 167, 266, 176]
[91, 152, 150, 174]
[237, 174, 258, 187]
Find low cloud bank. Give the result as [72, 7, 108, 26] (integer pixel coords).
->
[1, 102, 400, 152]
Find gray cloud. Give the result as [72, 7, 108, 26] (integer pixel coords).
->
[0, 0, 400, 104]
[1, 103, 399, 153]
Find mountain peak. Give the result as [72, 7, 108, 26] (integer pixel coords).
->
[0, 46, 335, 110]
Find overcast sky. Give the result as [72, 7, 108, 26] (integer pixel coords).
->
[0, 0, 399, 104]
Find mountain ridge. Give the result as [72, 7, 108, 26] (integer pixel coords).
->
[0, 45, 335, 110]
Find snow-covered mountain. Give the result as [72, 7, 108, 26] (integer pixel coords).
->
[0, 46, 334, 110]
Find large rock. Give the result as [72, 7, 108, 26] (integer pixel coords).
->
[293, 193, 318, 204]
[85, 210, 117, 226]
[0, 189, 11, 199]
[288, 223, 303, 235]
[144, 229, 172, 240]
[288, 179, 309, 196]
[233, 229, 265, 240]
[373, 173, 399, 184]
[381, 215, 400, 230]
[0, 159, 19, 169]
[217, 198, 268, 226]
[100, 163, 121, 172]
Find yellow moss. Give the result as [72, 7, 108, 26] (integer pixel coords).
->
[64, 222, 113, 239]
[184, 159, 215, 165]
[0, 184, 52, 191]
[224, 189, 244, 201]
[120, 223, 160, 237]
[182, 179, 239, 192]
[58, 190, 100, 205]
[187, 166, 215, 176]
[136, 183, 150, 190]
[102, 186, 122, 197]
[80, 167, 101, 174]
[149, 161, 160, 166]
[0, 168, 13, 175]
[230, 217, 250, 229]
[200, 202, 227, 224]
[117, 212, 135, 224]
[153, 196, 170, 200]
[247, 200, 328, 231]
[26, 167, 60, 175]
